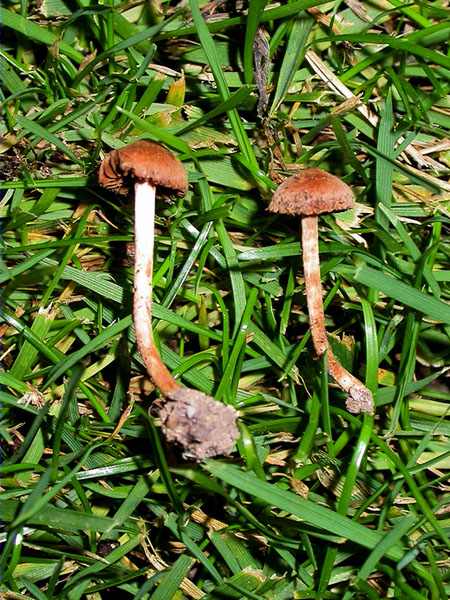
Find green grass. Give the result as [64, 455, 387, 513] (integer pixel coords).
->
[1, 1, 450, 598]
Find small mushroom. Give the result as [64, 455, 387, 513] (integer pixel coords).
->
[99, 140, 239, 459]
[269, 168, 374, 414]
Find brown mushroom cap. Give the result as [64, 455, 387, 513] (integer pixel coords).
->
[268, 168, 354, 217]
[98, 140, 188, 196]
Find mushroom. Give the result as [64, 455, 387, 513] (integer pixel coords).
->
[99, 140, 239, 459]
[268, 168, 374, 414]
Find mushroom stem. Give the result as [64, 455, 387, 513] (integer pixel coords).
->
[133, 181, 180, 396]
[301, 216, 374, 414]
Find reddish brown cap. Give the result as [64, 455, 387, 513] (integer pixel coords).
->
[268, 168, 354, 217]
[98, 140, 188, 196]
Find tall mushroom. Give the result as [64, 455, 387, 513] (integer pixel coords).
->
[268, 168, 374, 414]
[99, 140, 239, 459]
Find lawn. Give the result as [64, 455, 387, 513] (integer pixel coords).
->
[1, 1, 450, 598]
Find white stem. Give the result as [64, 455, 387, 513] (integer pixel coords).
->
[135, 181, 155, 292]
[133, 182, 178, 395]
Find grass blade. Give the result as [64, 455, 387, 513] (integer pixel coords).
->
[353, 264, 450, 324]
[205, 461, 404, 560]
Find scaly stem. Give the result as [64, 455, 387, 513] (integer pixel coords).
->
[301, 216, 373, 414]
[133, 182, 179, 396]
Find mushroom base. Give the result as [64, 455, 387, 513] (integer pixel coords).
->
[345, 385, 375, 415]
[159, 388, 239, 461]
